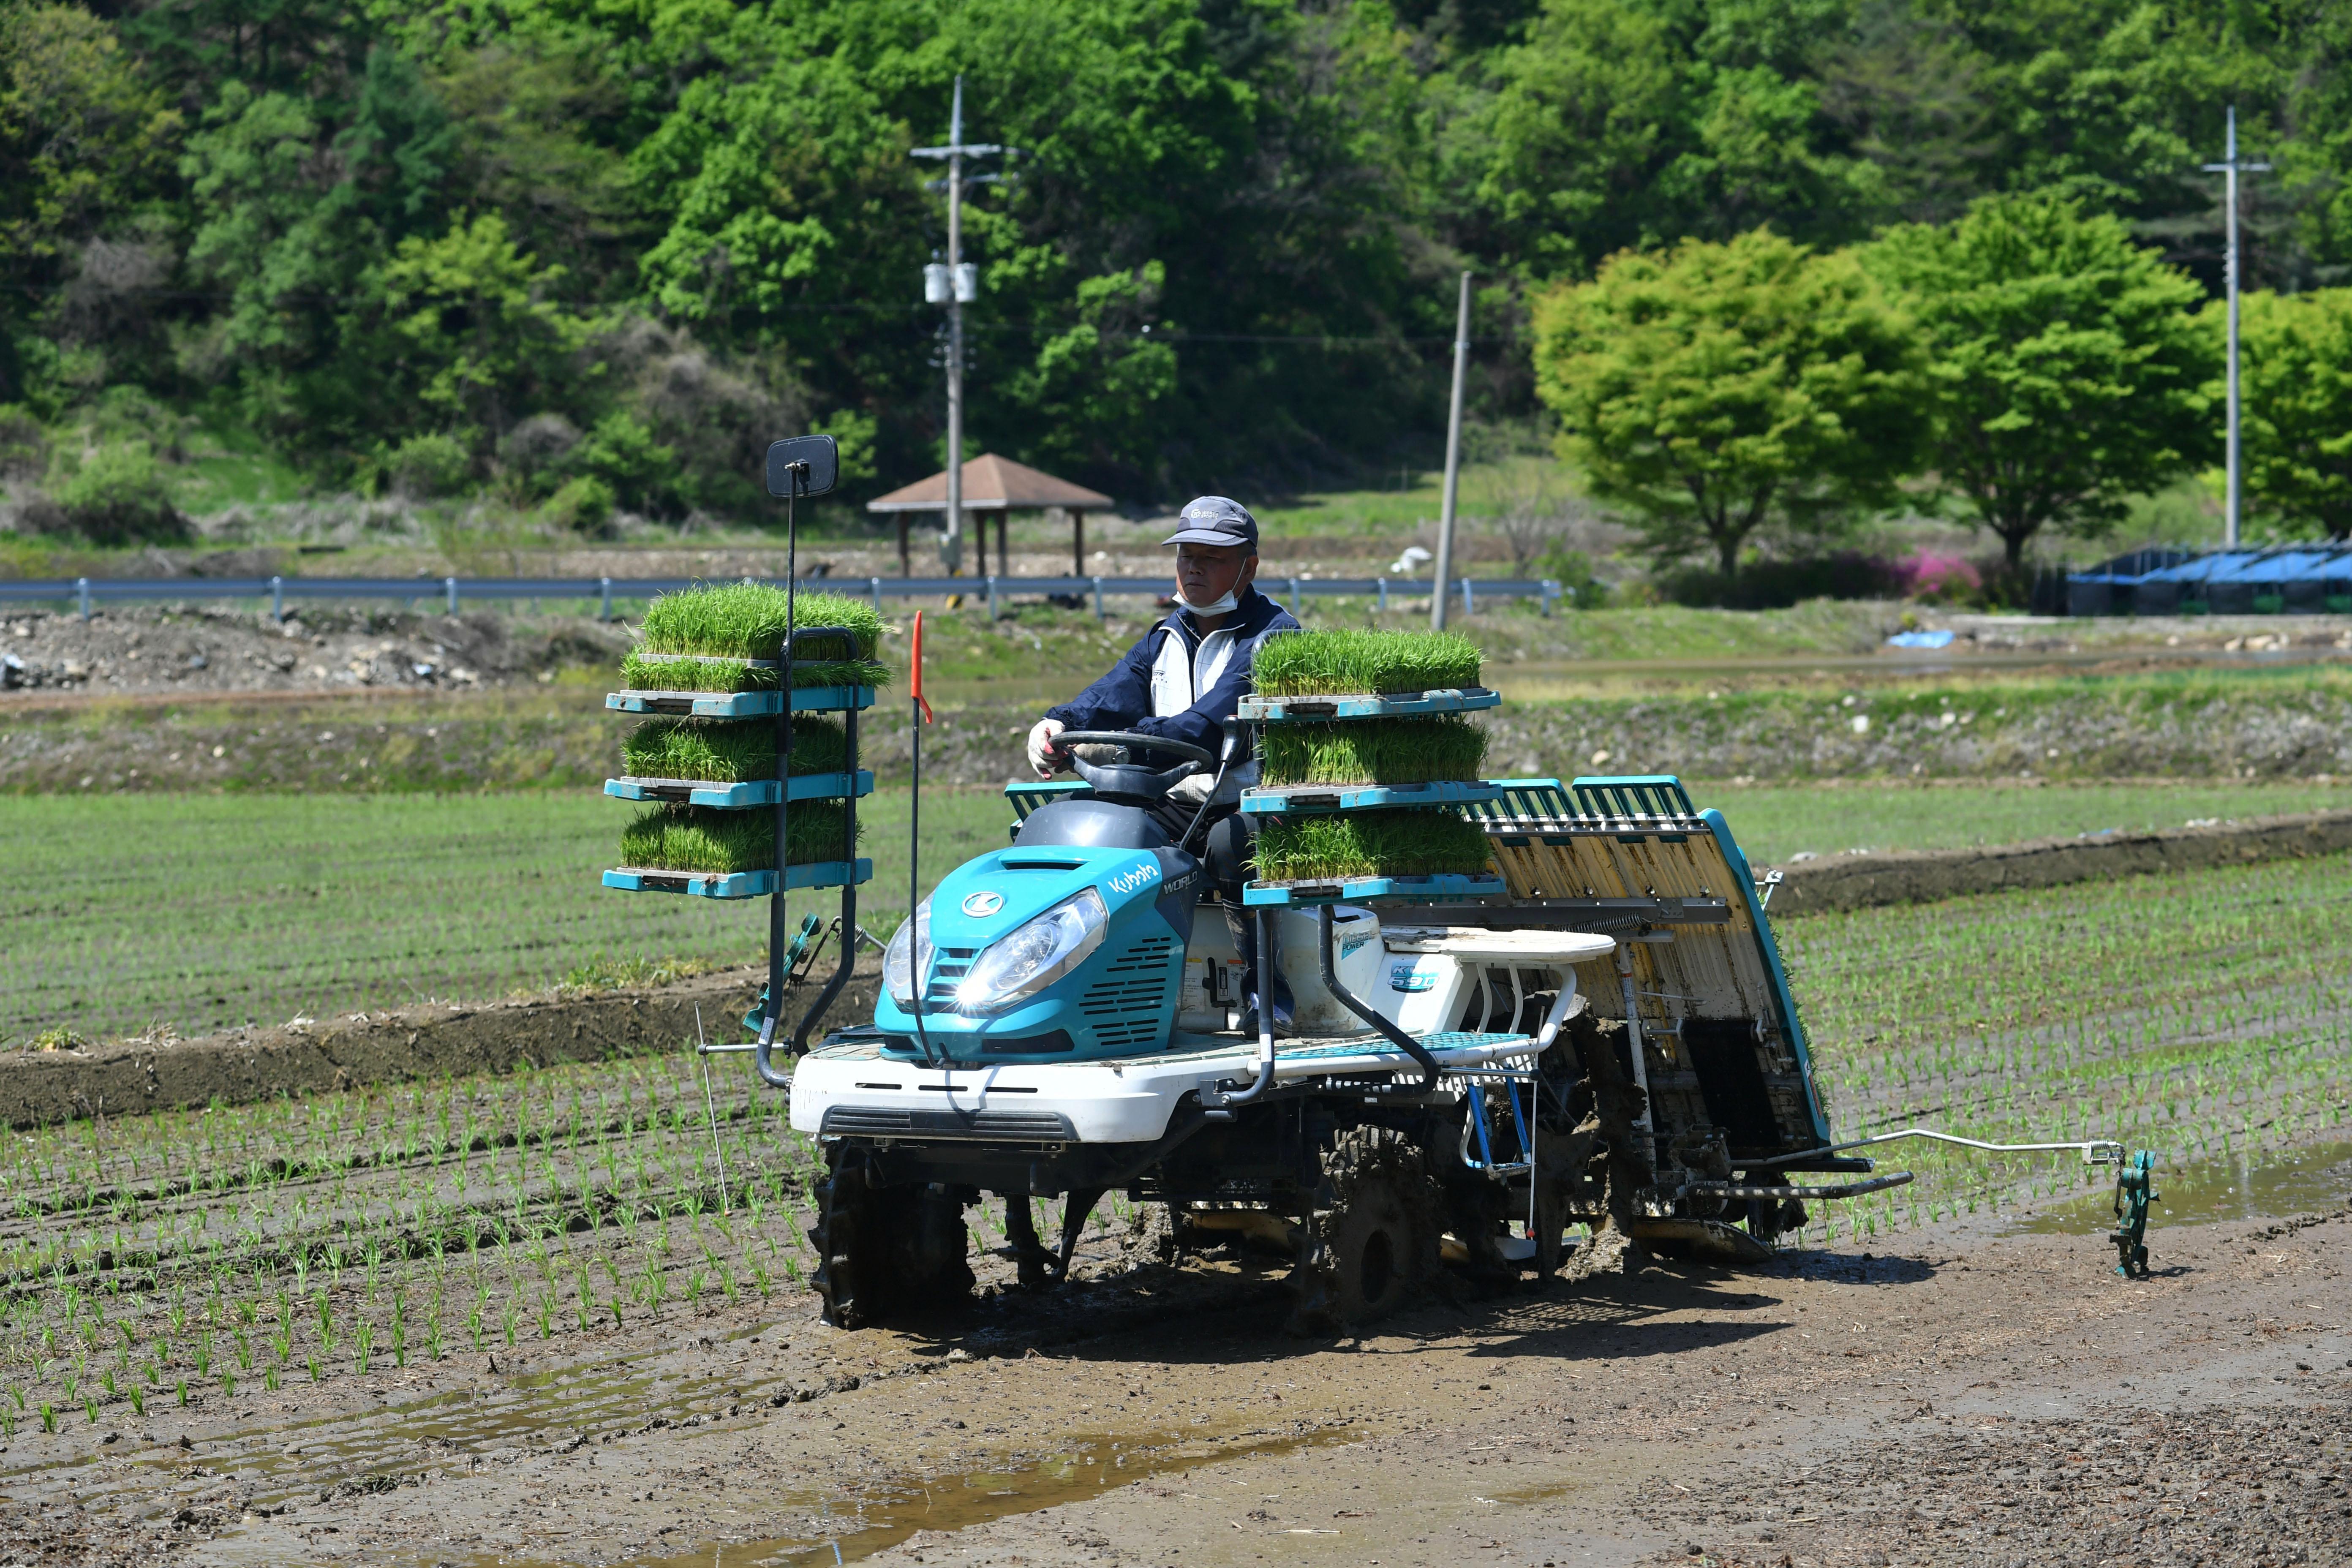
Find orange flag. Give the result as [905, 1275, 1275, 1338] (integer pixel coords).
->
[911, 610, 934, 724]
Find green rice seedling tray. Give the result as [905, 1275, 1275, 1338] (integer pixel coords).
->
[1236, 687, 1498, 723]
[602, 860, 874, 898]
[1239, 780, 1504, 814]
[604, 685, 877, 718]
[1241, 872, 1506, 907]
[603, 771, 874, 808]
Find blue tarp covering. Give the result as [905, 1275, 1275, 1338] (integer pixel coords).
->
[2065, 543, 2352, 615]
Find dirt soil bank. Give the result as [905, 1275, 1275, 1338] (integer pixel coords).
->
[0, 964, 886, 1129]
[3, 1200, 2342, 1567]
[1765, 807, 2352, 914]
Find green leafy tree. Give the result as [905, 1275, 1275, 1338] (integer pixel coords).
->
[0, 5, 180, 399]
[998, 262, 1178, 477]
[0, 5, 178, 272]
[432, 43, 645, 303]
[627, 0, 1427, 494]
[2231, 288, 2352, 540]
[381, 212, 585, 444]
[1454, 0, 1886, 278]
[180, 46, 457, 451]
[1531, 228, 1923, 577]
[1862, 192, 2217, 572]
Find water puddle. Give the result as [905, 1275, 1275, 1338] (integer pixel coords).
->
[486, 1426, 1343, 1568]
[2009, 1137, 2352, 1237]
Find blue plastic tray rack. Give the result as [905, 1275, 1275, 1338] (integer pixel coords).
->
[604, 684, 877, 718]
[1242, 872, 1507, 907]
[1239, 779, 1504, 814]
[604, 771, 874, 809]
[1236, 686, 1499, 723]
[602, 858, 874, 899]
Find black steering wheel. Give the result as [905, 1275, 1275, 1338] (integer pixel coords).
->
[1054, 730, 1217, 803]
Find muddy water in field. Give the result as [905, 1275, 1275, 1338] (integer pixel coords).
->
[593, 1427, 1339, 1568]
[2011, 1135, 2352, 1237]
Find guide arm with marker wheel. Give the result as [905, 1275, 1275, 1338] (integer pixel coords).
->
[2112, 1150, 2159, 1278]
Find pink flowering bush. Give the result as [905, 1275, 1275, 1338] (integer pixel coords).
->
[1898, 551, 1982, 603]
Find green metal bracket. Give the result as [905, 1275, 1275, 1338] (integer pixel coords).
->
[2111, 1149, 2159, 1279]
[742, 914, 828, 1037]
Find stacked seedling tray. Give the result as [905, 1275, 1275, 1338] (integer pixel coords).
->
[1238, 629, 1505, 906]
[601, 583, 882, 899]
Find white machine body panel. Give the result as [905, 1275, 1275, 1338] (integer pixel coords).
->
[789, 1031, 1554, 1145]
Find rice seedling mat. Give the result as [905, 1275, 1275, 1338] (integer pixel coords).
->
[1236, 686, 1498, 723]
[603, 770, 875, 808]
[1239, 779, 1505, 814]
[1240, 871, 1507, 907]
[601, 859, 874, 898]
[603, 684, 877, 718]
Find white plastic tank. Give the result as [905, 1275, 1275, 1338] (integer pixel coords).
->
[1274, 905, 1383, 1034]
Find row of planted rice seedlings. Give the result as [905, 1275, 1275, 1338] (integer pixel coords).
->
[1780, 853, 2352, 1244]
[0, 1051, 827, 1439]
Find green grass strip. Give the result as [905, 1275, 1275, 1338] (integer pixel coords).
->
[618, 803, 859, 873]
[1258, 716, 1486, 787]
[1252, 628, 1482, 697]
[629, 585, 890, 691]
[621, 716, 848, 783]
[1253, 811, 1493, 882]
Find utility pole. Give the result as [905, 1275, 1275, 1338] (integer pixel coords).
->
[2204, 105, 2270, 551]
[1430, 270, 1472, 631]
[912, 76, 1011, 575]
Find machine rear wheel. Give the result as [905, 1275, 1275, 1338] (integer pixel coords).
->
[1292, 1127, 1438, 1332]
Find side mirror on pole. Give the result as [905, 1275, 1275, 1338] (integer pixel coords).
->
[765, 435, 840, 499]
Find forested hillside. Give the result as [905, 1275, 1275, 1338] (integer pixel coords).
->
[3, 0, 2348, 527]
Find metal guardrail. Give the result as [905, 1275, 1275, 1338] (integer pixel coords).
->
[0, 573, 1566, 621]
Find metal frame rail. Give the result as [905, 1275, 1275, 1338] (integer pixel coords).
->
[0, 574, 1572, 622]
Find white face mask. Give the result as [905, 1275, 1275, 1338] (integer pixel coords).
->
[1180, 585, 1239, 616]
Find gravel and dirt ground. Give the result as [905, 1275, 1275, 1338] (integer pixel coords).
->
[0, 604, 628, 696]
[2, 1187, 2343, 1568]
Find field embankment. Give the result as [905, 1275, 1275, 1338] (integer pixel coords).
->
[0, 963, 859, 1130]
[1766, 807, 2352, 913]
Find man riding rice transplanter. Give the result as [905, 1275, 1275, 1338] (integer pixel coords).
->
[1024, 496, 1301, 1032]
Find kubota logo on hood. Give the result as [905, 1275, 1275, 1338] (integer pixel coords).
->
[1106, 860, 1159, 896]
[960, 891, 1004, 917]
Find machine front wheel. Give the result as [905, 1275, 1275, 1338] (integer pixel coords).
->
[809, 1147, 973, 1328]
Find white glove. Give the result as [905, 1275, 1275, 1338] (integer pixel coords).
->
[1166, 771, 1215, 804]
[1026, 718, 1067, 778]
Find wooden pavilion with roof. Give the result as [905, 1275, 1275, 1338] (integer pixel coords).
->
[866, 454, 1114, 576]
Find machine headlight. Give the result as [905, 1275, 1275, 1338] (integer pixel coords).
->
[882, 898, 934, 1006]
[953, 890, 1108, 1015]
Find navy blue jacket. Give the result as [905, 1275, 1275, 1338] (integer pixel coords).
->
[1045, 587, 1299, 759]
